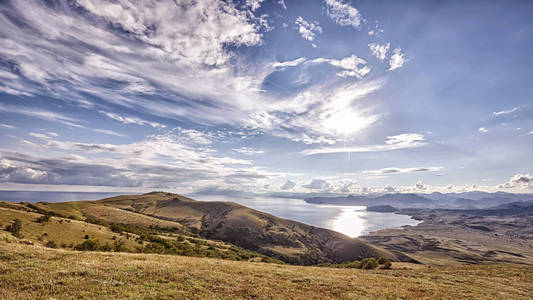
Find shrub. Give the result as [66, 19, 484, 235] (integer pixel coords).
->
[377, 257, 390, 265]
[45, 240, 57, 248]
[99, 242, 112, 252]
[35, 214, 51, 223]
[113, 240, 126, 252]
[74, 240, 100, 251]
[360, 258, 378, 270]
[380, 261, 392, 269]
[5, 219, 22, 238]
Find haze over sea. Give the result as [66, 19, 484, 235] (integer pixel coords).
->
[0, 191, 419, 237]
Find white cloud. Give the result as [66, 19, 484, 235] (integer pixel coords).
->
[500, 173, 533, 189]
[0, 124, 15, 129]
[0, 0, 269, 125]
[232, 147, 265, 155]
[272, 57, 307, 68]
[295, 16, 322, 42]
[415, 180, 426, 190]
[303, 178, 331, 190]
[493, 107, 519, 116]
[99, 111, 166, 128]
[280, 180, 296, 190]
[363, 166, 443, 176]
[368, 43, 390, 61]
[478, 127, 488, 133]
[246, 0, 265, 11]
[388, 48, 407, 70]
[302, 133, 425, 155]
[311, 55, 371, 79]
[248, 79, 383, 142]
[324, 0, 362, 29]
[278, 0, 287, 10]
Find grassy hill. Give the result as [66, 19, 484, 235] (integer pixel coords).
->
[1, 239, 532, 299]
[26, 192, 401, 264]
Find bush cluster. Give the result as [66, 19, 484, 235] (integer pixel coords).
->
[318, 257, 392, 270]
[5, 219, 23, 238]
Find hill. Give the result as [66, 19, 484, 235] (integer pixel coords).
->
[305, 192, 533, 209]
[1, 192, 400, 264]
[1, 240, 532, 299]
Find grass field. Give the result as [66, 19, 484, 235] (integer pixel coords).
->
[1, 239, 532, 299]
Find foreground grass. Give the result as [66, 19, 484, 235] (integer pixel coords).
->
[1, 242, 533, 299]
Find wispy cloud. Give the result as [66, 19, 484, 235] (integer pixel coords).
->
[302, 133, 425, 155]
[99, 111, 166, 128]
[363, 166, 443, 176]
[478, 127, 488, 133]
[0, 123, 15, 129]
[272, 57, 307, 69]
[310, 55, 371, 78]
[233, 147, 265, 155]
[493, 107, 519, 116]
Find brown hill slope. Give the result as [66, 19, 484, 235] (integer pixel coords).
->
[42, 192, 400, 264]
[97, 192, 399, 264]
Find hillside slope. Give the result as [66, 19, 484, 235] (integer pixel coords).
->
[1, 241, 532, 299]
[96, 192, 399, 264]
[34, 192, 400, 264]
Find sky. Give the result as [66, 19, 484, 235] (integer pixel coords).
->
[0, 0, 532, 197]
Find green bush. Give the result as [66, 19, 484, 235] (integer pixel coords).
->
[5, 219, 22, 238]
[377, 257, 390, 265]
[74, 240, 100, 251]
[360, 258, 378, 270]
[35, 215, 51, 223]
[380, 261, 392, 269]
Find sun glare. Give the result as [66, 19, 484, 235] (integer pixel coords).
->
[322, 109, 377, 135]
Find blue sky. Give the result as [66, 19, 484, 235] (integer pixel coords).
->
[0, 0, 532, 196]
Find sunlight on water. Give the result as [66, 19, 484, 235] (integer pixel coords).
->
[329, 206, 368, 238]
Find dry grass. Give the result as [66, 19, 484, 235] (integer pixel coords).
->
[0, 207, 138, 250]
[1, 240, 532, 299]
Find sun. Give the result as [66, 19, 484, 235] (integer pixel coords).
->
[322, 109, 378, 135]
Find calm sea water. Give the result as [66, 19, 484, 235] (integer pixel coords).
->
[0, 191, 420, 237]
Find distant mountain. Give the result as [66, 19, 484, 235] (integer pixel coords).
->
[34, 192, 399, 265]
[305, 192, 533, 209]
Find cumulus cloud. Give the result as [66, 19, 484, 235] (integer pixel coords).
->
[493, 107, 519, 116]
[302, 133, 425, 155]
[500, 173, 533, 189]
[368, 43, 390, 61]
[388, 48, 407, 70]
[478, 127, 488, 133]
[303, 178, 331, 190]
[280, 180, 296, 190]
[415, 180, 426, 190]
[324, 0, 362, 29]
[295, 16, 322, 42]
